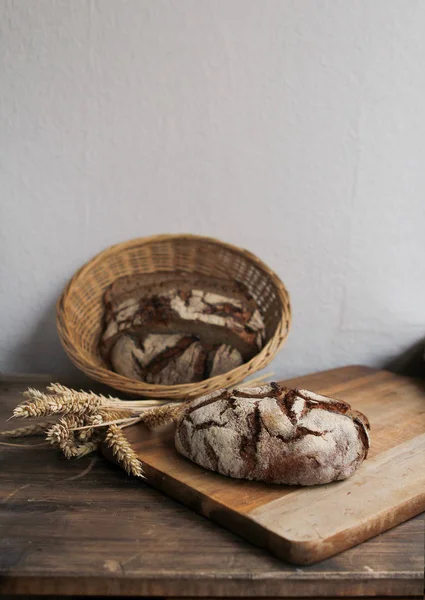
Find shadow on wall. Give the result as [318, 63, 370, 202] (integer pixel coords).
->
[5, 297, 137, 396]
[386, 336, 425, 379]
[7, 298, 82, 378]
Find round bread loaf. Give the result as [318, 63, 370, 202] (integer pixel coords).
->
[174, 383, 370, 485]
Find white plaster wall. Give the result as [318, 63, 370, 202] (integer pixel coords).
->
[1, 0, 425, 379]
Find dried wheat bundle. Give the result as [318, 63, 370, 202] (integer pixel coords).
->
[7, 385, 151, 474]
[2, 372, 272, 477]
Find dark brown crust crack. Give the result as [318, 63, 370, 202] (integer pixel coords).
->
[352, 418, 370, 458]
[234, 389, 274, 399]
[185, 389, 231, 417]
[239, 402, 262, 474]
[175, 383, 371, 486]
[204, 438, 220, 472]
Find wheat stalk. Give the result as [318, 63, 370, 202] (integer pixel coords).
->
[13, 398, 58, 419]
[15, 394, 97, 419]
[105, 425, 144, 478]
[0, 440, 50, 448]
[63, 374, 275, 438]
[74, 408, 137, 440]
[7, 374, 272, 476]
[0, 421, 55, 438]
[138, 404, 182, 429]
[72, 403, 183, 434]
[98, 408, 138, 421]
[15, 386, 168, 420]
[16, 386, 106, 418]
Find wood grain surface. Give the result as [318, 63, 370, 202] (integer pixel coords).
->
[0, 367, 424, 598]
[120, 365, 425, 565]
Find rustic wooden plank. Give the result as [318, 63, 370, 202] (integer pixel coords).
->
[250, 434, 425, 564]
[0, 371, 423, 597]
[1, 597, 422, 600]
[119, 367, 425, 564]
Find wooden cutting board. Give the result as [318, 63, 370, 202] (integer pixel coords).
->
[114, 366, 425, 565]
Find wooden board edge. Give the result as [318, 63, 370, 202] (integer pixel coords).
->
[247, 434, 425, 563]
[262, 495, 425, 565]
[118, 455, 425, 568]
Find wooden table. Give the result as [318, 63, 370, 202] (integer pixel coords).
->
[0, 369, 424, 598]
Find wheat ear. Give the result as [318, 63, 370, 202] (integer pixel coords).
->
[138, 404, 182, 429]
[46, 415, 101, 458]
[15, 386, 106, 418]
[105, 425, 144, 478]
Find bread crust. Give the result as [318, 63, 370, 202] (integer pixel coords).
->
[175, 384, 370, 485]
[100, 276, 265, 361]
[109, 333, 244, 385]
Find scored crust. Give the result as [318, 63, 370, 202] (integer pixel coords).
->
[174, 383, 370, 485]
[100, 275, 265, 361]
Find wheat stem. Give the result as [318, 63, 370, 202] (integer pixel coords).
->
[72, 416, 139, 431]
[119, 417, 143, 429]
[0, 441, 50, 448]
[71, 403, 181, 433]
[0, 421, 54, 438]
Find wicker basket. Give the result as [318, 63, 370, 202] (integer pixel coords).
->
[57, 234, 291, 399]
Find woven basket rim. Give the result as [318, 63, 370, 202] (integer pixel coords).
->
[64, 233, 284, 287]
[56, 234, 291, 396]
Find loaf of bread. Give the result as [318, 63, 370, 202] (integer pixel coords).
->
[100, 273, 264, 385]
[100, 274, 265, 361]
[110, 333, 243, 385]
[175, 383, 370, 485]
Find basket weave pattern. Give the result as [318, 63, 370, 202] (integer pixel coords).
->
[57, 235, 291, 399]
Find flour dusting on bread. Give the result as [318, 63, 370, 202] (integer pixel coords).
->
[175, 383, 370, 485]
